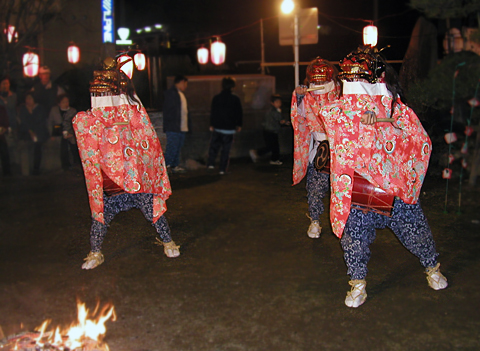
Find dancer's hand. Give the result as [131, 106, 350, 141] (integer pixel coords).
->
[361, 111, 377, 125]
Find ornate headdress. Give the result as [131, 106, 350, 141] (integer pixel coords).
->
[306, 57, 336, 84]
[89, 57, 131, 95]
[338, 46, 386, 83]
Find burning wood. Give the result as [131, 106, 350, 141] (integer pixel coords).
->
[0, 302, 115, 351]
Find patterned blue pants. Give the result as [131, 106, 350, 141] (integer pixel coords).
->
[90, 193, 172, 252]
[306, 163, 330, 221]
[341, 198, 439, 280]
[164, 131, 186, 168]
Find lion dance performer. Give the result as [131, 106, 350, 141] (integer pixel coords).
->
[73, 57, 180, 270]
[303, 47, 447, 307]
[291, 57, 341, 238]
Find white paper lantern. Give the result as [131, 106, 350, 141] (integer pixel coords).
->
[67, 44, 80, 64]
[23, 52, 39, 77]
[197, 47, 209, 65]
[134, 52, 146, 70]
[363, 25, 378, 47]
[211, 39, 226, 65]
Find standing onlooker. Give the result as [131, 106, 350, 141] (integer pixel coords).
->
[207, 77, 243, 175]
[31, 66, 65, 113]
[0, 105, 10, 175]
[250, 94, 290, 165]
[163, 75, 189, 173]
[48, 94, 79, 170]
[17, 93, 49, 175]
[0, 76, 17, 173]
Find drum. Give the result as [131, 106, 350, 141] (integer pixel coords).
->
[350, 173, 394, 216]
[320, 166, 394, 216]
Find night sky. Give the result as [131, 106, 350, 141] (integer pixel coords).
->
[118, 0, 423, 90]
[119, 0, 420, 57]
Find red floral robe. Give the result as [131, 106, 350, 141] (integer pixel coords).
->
[73, 95, 171, 224]
[303, 82, 431, 238]
[291, 81, 341, 185]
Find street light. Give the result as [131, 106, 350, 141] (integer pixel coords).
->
[281, 0, 295, 14]
[281, 0, 299, 86]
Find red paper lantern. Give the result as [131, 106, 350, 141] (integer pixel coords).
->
[67, 44, 80, 64]
[23, 52, 39, 77]
[134, 52, 146, 70]
[211, 39, 226, 65]
[118, 55, 133, 79]
[363, 25, 378, 47]
[197, 47, 209, 65]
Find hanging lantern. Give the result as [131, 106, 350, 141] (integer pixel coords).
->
[211, 38, 226, 65]
[444, 132, 457, 144]
[197, 47, 209, 65]
[67, 44, 80, 64]
[23, 52, 39, 77]
[442, 168, 452, 179]
[134, 52, 146, 70]
[363, 24, 378, 47]
[4, 25, 17, 43]
[118, 54, 134, 79]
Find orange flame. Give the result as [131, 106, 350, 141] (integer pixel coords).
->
[26, 301, 116, 350]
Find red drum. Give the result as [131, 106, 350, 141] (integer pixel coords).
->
[321, 167, 394, 216]
[350, 173, 394, 216]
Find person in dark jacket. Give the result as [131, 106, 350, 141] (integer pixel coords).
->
[17, 93, 49, 175]
[250, 94, 290, 165]
[163, 75, 188, 173]
[0, 104, 10, 175]
[31, 66, 65, 113]
[207, 77, 243, 174]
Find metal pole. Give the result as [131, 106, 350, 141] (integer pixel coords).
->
[261, 18, 265, 74]
[294, 12, 299, 86]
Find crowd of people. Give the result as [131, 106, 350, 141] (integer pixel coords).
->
[0, 66, 80, 176]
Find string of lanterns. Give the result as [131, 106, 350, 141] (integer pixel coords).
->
[4, 24, 146, 78]
[197, 37, 226, 65]
[195, 23, 377, 66]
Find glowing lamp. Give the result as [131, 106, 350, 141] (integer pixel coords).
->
[118, 54, 133, 79]
[211, 39, 226, 65]
[5, 25, 17, 43]
[197, 47, 209, 64]
[23, 52, 39, 77]
[134, 52, 146, 70]
[363, 24, 378, 47]
[281, 0, 295, 14]
[67, 44, 80, 64]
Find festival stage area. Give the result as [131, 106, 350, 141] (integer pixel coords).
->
[1, 158, 479, 350]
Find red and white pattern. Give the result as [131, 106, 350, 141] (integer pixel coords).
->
[291, 81, 341, 185]
[304, 82, 431, 237]
[73, 95, 171, 224]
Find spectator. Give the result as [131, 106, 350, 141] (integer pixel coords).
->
[250, 94, 290, 165]
[31, 66, 65, 113]
[207, 77, 243, 175]
[0, 104, 10, 175]
[48, 94, 80, 170]
[17, 93, 49, 175]
[163, 75, 189, 173]
[0, 76, 17, 173]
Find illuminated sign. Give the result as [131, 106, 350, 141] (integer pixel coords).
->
[102, 0, 114, 43]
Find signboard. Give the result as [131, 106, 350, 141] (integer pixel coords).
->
[102, 0, 114, 43]
[279, 7, 318, 46]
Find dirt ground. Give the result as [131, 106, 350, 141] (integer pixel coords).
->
[0, 158, 479, 351]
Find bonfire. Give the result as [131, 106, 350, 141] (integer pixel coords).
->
[0, 301, 116, 351]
